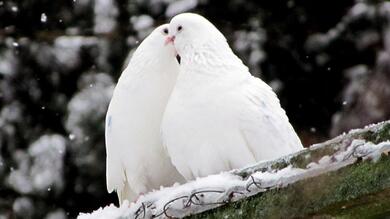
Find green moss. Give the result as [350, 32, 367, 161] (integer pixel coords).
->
[270, 160, 289, 170]
[373, 123, 390, 144]
[358, 123, 390, 144]
[188, 156, 390, 219]
[290, 144, 339, 169]
[315, 188, 390, 219]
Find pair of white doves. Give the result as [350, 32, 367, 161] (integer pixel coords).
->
[105, 13, 303, 204]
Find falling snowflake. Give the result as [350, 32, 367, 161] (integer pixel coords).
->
[11, 6, 18, 12]
[41, 13, 47, 23]
[68, 134, 76, 140]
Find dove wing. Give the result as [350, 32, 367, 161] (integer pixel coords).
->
[237, 76, 303, 161]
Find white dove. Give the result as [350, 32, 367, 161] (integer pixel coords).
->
[105, 24, 185, 204]
[162, 13, 304, 180]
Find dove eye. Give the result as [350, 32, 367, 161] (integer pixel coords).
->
[177, 25, 183, 32]
[163, 28, 168, 34]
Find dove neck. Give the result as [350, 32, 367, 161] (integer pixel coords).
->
[118, 50, 178, 86]
[178, 40, 248, 78]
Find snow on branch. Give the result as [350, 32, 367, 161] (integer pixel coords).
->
[78, 121, 390, 219]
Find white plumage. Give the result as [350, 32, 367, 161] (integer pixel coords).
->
[105, 24, 185, 204]
[161, 13, 304, 180]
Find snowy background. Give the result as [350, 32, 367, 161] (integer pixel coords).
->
[0, 0, 390, 218]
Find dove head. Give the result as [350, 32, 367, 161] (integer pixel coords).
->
[137, 24, 178, 61]
[167, 13, 227, 59]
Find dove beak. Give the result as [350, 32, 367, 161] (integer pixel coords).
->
[165, 35, 175, 45]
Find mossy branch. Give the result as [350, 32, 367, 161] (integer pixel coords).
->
[190, 121, 390, 219]
[79, 121, 390, 219]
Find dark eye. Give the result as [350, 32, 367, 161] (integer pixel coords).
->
[163, 28, 168, 34]
[177, 25, 183, 31]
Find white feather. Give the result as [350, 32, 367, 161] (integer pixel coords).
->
[162, 13, 303, 180]
[105, 24, 185, 204]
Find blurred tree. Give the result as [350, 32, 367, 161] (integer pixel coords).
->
[0, 0, 389, 218]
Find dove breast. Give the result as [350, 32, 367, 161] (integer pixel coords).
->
[105, 24, 185, 204]
[161, 13, 303, 180]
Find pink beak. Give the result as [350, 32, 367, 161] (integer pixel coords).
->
[165, 35, 175, 45]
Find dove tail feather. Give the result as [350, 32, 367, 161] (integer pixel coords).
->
[117, 182, 136, 206]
